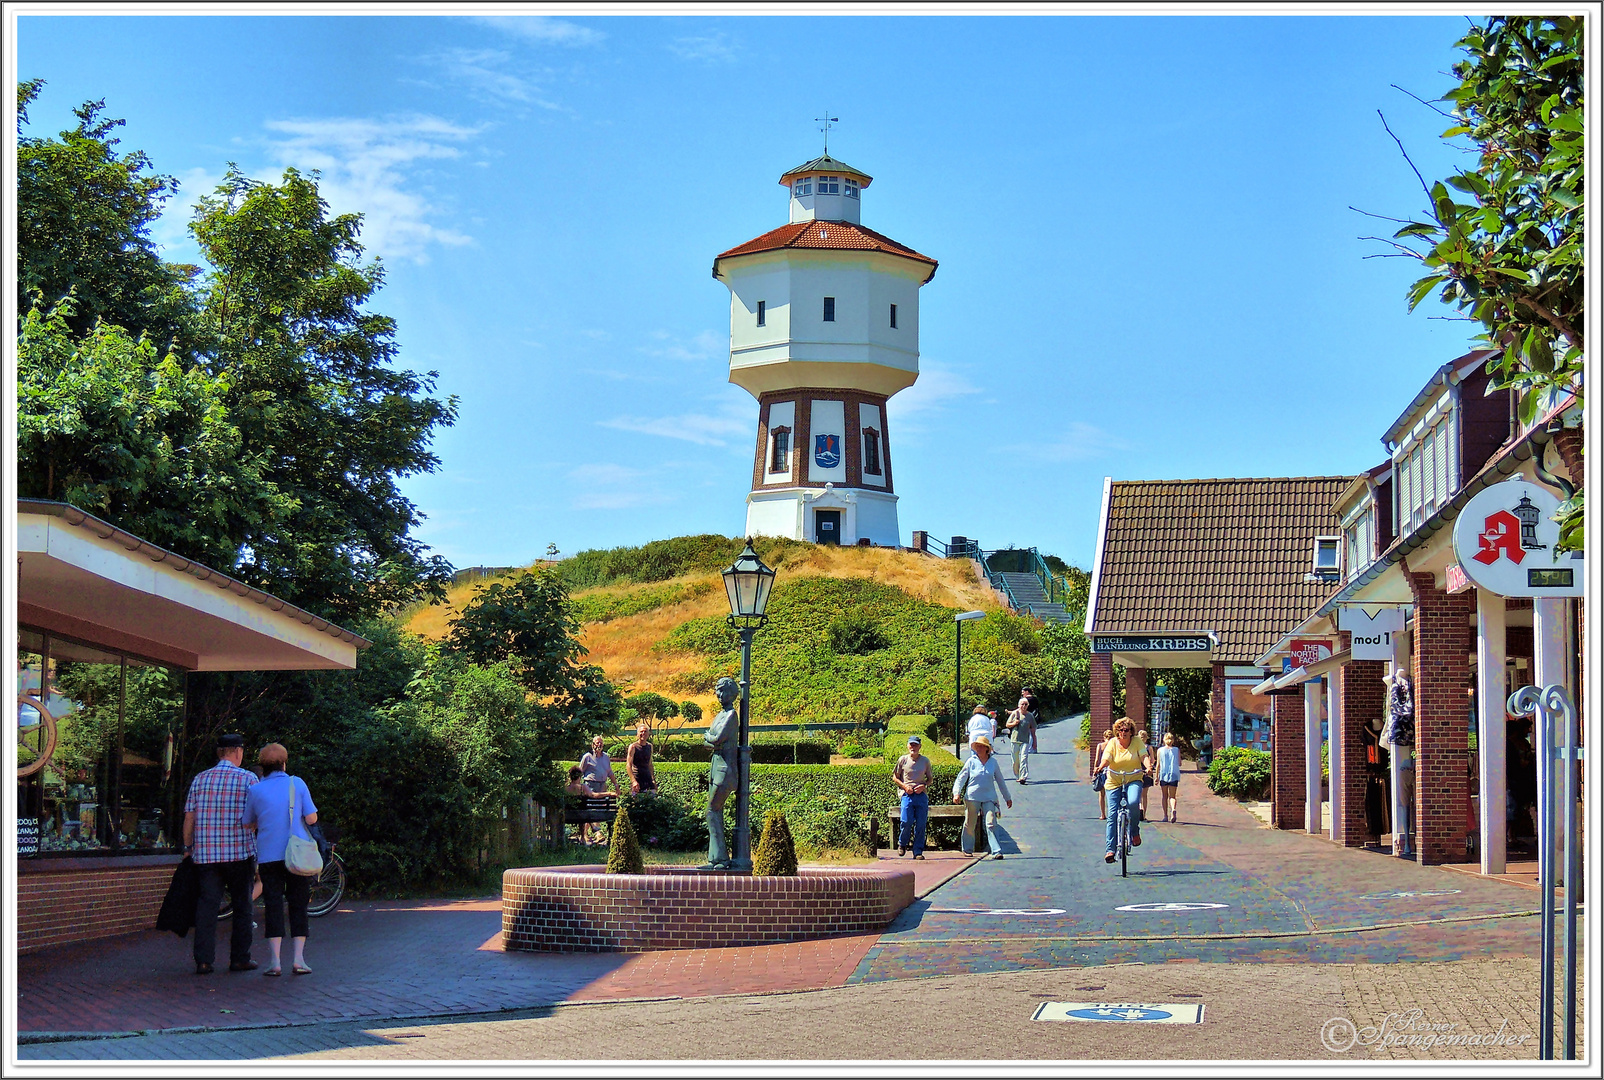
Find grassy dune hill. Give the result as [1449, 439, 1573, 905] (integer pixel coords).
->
[401, 541, 1018, 723]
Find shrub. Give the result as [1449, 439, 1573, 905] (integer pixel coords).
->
[606, 804, 645, 873]
[600, 735, 831, 765]
[1206, 747, 1272, 800]
[624, 691, 679, 721]
[679, 700, 703, 723]
[828, 610, 887, 655]
[881, 715, 961, 771]
[752, 809, 798, 876]
[620, 790, 705, 851]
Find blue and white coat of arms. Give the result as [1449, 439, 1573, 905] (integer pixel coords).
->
[814, 434, 841, 469]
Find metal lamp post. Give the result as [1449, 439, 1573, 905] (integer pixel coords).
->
[953, 611, 986, 758]
[721, 539, 776, 873]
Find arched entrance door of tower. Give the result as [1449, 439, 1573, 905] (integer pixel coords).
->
[815, 509, 842, 545]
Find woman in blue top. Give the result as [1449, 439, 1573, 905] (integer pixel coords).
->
[241, 743, 319, 976]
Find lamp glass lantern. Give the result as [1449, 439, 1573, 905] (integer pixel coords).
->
[722, 540, 776, 627]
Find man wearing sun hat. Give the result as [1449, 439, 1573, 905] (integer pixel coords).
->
[892, 735, 934, 859]
[951, 734, 1012, 859]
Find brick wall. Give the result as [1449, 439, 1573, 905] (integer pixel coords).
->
[18, 859, 181, 953]
[1340, 656, 1387, 847]
[502, 865, 916, 953]
[1124, 666, 1148, 730]
[1409, 570, 1474, 865]
[1271, 690, 1305, 830]
[1091, 652, 1114, 756]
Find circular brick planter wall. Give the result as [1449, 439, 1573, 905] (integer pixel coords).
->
[502, 865, 916, 953]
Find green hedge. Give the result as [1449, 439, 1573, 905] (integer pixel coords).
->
[1206, 747, 1273, 800]
[881, 714, 960, 770]
[604, 735, 832, 765]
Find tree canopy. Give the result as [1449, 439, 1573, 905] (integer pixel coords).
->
[1375, 17, 1584, 546]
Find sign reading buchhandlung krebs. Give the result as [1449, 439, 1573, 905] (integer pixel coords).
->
[1339, 606, 1405, 662]
[1091, 635, 1212, 654]
[1451, 479, 1584, 598]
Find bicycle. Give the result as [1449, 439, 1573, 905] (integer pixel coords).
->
[1114, 805, 1132, 877]
[221, 843, 346, 920]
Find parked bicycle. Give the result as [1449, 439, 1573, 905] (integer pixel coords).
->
[222, 835, 346, 919]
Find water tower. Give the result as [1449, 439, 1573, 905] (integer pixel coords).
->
[712, 153, 936, 546]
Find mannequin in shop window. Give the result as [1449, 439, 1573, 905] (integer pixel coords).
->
[1382, 664, 1415, 857]
[1361, 716, 1390, 845]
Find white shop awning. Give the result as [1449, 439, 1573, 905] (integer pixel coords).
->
[18, 501, 367, 671]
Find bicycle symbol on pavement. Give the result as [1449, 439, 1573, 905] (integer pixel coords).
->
[1356, 890, 1462, 900]
[1114, 902, 1229, 912]
[930, 907, 1066, 915]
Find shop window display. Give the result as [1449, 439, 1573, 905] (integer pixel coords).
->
[1227, 680, 1274, 751]
[16, 628, 183, 857]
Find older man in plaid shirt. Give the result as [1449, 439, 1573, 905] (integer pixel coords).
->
[183, 732, 259, 974]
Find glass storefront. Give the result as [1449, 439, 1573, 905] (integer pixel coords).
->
[1227, 680, 1274, 751]
[17, 627, 185, 857]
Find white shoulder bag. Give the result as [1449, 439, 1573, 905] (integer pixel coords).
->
[284, 778, 324, 877]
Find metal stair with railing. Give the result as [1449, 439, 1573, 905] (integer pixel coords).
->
[911, 534, 1079, 625]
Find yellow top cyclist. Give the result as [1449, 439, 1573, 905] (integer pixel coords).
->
[1099, 717, 1149, 863]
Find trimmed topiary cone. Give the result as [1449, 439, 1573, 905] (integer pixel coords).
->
[752, 809, 798, 876]
[606, 803, 645, 874]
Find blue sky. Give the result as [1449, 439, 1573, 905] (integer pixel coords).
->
[14, 12, 1483, 570]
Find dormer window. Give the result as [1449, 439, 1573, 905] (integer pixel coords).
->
[792, 178, 812, 197]
[1312, 536, 1341, 576]
[816, 175, 840, 195]
[844, 178, 859, 199]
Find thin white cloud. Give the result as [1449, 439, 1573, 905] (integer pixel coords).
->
[263, 115, 480, 262]
[568, 462, 677, 510]
[1003, 422, 1123, 462]
[473, 15, 603, 46]
[419, 47, 566, 110]
[150, 166, 223, 257]
[641, 329, 724, 362]
[598, 412, 750, 447]
[885, 360, 983, 421]
[668, 32, 739, 64]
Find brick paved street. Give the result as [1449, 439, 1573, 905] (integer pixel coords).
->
[15, 719, 1575, 1065]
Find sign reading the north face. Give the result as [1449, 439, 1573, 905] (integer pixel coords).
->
[1091, 635, 1212, 653]
[1450, 480, 1583, 597]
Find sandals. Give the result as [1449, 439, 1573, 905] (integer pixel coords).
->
[292, 964, 312, 975]
[263, 967, 282, 977]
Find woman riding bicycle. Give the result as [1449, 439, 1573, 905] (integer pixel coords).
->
[1099, 717, 1149, 864]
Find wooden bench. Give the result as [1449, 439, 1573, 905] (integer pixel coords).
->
[559, 795, 617, 845]
[880, 804, 989, 854]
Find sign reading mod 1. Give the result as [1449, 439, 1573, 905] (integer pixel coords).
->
[1339, 606, 1405, 661]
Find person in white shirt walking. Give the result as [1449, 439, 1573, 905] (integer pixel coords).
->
[952, 735, 1012, 858]
[1156, 732, 1182, 823]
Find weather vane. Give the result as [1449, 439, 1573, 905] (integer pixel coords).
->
[815, 112, 839, 156]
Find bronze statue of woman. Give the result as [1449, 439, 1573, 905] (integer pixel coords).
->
[701, 676, 740, 869]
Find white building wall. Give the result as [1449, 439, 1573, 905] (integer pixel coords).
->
[745, 490, 804, 540]
[789, 190, 862, 224]
[852, 490, 901, 546]
[806, 399, 846, 484]
[765, 400, 795, 483]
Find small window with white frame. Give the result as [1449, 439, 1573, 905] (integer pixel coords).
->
[844, 178, 859, 198]
[756, 300, 766, 327]
[889, 303, 897, 329]
[816, 175, 840, 195]
[792, 178, 812, 197]
[1312, 536, 1341, 576]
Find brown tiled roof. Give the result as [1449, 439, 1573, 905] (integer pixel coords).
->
[716, 221, 937, 279]
[1089, 477, 1356, 663]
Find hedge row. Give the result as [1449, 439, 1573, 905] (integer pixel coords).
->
[603, 735, 833, 765]
[882, 714, 961, 770]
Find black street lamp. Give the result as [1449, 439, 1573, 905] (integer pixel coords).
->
[721, 539, 776, 873]
[954, 610, 985, 758]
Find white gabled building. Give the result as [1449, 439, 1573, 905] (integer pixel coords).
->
[712, 154, 937, 547]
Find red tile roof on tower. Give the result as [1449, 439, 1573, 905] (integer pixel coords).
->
[715, 221, 937, 281]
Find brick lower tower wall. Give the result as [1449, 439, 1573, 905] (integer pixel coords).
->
[1410, 570, 1474, 865]
[1271, 690, 1306, 830]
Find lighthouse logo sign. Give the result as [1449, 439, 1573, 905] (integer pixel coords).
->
[814, 434, 841, 469]
[1450, 480, 1581, 598]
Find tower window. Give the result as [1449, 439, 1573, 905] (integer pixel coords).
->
[844, 178, 859, 199]
[771, 427, 791, 473]
[817, 175, 840, 195]
[792, 178, 812, 197]
[756, 300, 766, 327]
[863, 428, 882, 476]
[823, 297, 835, 322]
[889, 304, 897, 329]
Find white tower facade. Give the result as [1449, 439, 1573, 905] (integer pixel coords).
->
[713, 155, 937, 547]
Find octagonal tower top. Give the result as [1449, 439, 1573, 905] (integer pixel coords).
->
[781, 155, 873, 225]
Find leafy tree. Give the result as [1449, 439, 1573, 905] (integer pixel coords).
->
[189, 166, 459, 620]
[623, 691, 679, 721]
[679, 700, 703, 723]
[1374, 17, 1584, 547]
[443, 568, 623, 768]
[17, 297, 286, 568]
[16, 81, 196, 353]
